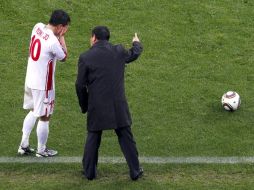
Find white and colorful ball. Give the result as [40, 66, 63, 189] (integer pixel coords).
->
[221, 91, 241, 111]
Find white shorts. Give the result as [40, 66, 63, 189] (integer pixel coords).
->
[23, 85, 55, 117]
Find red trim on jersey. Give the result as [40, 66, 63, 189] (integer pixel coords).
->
[45, 60, 53, 91]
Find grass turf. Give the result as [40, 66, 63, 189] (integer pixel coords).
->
[1, 0, 254, 189]
[1, 163, 254, 190]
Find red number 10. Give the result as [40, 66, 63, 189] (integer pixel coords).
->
[30, 35, 41, 61]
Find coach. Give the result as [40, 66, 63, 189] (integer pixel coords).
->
[75, 26, 143, 180]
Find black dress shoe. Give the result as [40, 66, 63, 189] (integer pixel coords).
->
[81, 171, 95, 180]
[131, 167, 144, 181]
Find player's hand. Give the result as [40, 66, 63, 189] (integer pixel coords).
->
[132, 33, 140, 42]
[59, 26, 68, 36]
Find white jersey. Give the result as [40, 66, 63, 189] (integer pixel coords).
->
[25, 23, 66, 90]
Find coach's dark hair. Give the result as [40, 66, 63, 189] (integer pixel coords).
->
[49, 9, 70, 26]
[92, 26, 110, 41]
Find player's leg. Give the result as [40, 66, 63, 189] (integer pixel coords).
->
[32, 89, 57, 157]
[18, 86, 37, 155]
[36, 115, 51, 157]
[82, 130, 102, 180]
[115, 126, 143, 180]
[18, 111, 37, 155]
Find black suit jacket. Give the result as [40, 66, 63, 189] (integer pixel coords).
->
[76, 40, 143, 131]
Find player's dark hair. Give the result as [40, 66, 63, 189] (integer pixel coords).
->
[92, 26, 110, 41]
[49, 9, 70, 26]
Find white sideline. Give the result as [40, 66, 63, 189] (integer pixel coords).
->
[1, 156, 254, 164]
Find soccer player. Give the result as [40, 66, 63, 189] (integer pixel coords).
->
[18, 10, 70, 157]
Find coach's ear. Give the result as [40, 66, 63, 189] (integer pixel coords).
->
[90, 35, 97, 47]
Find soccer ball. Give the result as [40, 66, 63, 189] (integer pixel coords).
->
[221, 91, 241, 111]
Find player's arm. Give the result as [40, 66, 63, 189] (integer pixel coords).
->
[51, 38, 67, 62]
[54, 26, 68, 62]
[58, 36, 67, 62]
[125, 33, 143, 63]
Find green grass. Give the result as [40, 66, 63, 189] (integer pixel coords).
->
[1, 163, 254, 190]
[1, 0, 254, 189]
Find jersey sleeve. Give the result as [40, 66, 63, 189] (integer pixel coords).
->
[50, 40, 67, 61]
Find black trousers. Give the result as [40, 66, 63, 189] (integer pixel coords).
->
[82, 126, 140, 179]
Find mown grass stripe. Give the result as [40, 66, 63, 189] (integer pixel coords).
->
[1, 156, 254, 164]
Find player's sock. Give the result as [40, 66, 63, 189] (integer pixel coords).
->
[20, 111, 37, 148]
[36, 120, 49, 153]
